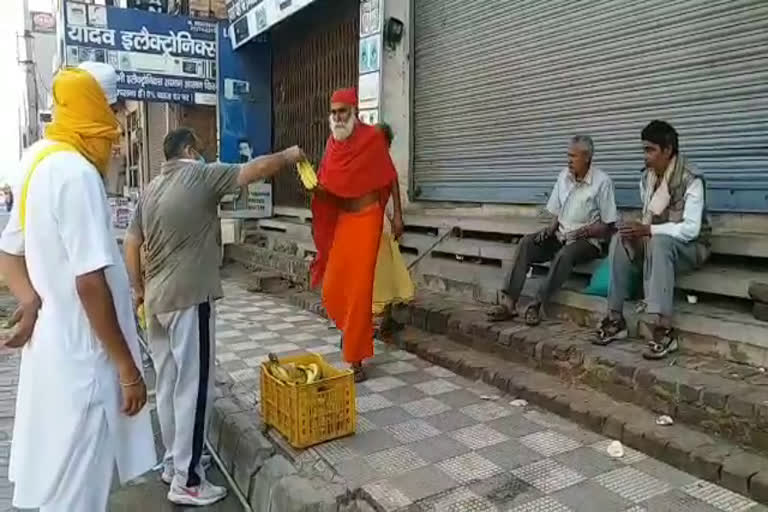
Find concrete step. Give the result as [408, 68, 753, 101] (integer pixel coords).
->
[538, 259, 761, 300]
[280, 286, 768, 505]
[392, 290, 768, 458]
[228, 238, 768, 365]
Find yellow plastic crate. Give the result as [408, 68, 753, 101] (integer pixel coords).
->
[260, 353, 356, 448]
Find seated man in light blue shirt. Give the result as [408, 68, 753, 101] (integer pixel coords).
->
[488, 135, 617, 326]
[595, 121, 710, 360]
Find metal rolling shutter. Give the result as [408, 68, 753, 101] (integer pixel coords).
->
[413, 0, 768, 212]
[271, 0, 359, 208]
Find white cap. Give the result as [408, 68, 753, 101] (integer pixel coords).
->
[77, 61, 118, 105]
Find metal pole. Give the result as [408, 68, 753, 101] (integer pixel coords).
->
[18, 0, 39, 150]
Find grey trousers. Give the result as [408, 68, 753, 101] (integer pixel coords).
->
[149, 301, 216, 488]
[607, 234, 707, 317]
[505, 231, 600, 304]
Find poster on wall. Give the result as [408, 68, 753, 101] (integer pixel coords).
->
[358, 109, 379, 125]
[31, 11, 56, 33]
[359, 35, 381, 75]
[359, 71, 380, 110]
[217, 25, 271, 166]
[359, 0, 381, 37]
[63, 0, 218, 105]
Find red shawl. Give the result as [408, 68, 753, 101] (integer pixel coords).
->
[310, 122, 397, 288]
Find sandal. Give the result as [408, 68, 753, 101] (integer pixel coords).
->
[593, 317, 628, 346]
[352, 364, 367, 383]
[524, 304, 541, 326]
[643, 327, 679, 360]
[487, 304, 518, 322]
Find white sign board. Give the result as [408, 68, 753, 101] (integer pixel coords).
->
[229, 0, 317, 50]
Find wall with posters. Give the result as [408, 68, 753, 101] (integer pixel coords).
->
[357, 0, 382, 126]
[216, 27, 271, 165]
[62, 0, 218, 105]
[378, 0, 410, 205]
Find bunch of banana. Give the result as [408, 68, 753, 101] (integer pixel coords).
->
[137, 304, 147, 331]
[265, 353, 323, 385]
[296, 160, 318, 190]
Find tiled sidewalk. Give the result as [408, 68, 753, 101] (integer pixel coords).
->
[215, 281, 768, 512]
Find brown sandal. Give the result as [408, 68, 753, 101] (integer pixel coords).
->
[352, 363, 367, 383]
[487, 305, 518, 322]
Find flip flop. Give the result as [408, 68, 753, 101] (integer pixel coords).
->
[524, 304, 541, 326]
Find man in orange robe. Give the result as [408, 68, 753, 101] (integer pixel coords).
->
[311, 88, 397, 382]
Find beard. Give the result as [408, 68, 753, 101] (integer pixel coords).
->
[329, 114, 356, 141]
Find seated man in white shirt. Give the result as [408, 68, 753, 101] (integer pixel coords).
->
[488, 135, 617, 326]
[595, 120, 710, 359]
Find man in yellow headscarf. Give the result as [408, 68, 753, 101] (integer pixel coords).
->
[0, 62, 155, 512]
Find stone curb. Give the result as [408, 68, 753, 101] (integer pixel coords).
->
[207, 370, 376, 512]
[400, 293, 768, 454]
[281, 289, 768, 505]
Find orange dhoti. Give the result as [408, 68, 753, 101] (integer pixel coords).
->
[322, 204, 384, 364]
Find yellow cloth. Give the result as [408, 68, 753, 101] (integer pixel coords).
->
[20, 143, 76, 231]
[45, 68, 120, 175]
[372, 233, 414, 314]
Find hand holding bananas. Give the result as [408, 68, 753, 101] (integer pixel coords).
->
[265, 353, 322, 385]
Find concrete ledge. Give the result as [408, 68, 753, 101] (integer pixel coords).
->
[395, 329, 768, 504]
[207, 369, 375, 511]
[394, 292, 768, 454]
[279, 288, 768, 504]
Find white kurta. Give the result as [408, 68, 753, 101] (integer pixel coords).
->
[0, 140, 156, 509]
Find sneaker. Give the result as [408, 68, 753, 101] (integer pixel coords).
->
[167, 479, 228, 506]
[160, 454, 212, 485]
[160, 459, 174, 485]
[593, 317, 628, 346]
[642, 327, 680, 360]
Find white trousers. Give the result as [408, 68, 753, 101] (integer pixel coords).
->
[38, 408, 114, 512]
[148, 301, 215, 488]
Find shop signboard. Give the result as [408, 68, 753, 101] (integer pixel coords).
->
[62, 1, 218, 105]
[31, 11, 56, 34]
[228, 0, 317, 50]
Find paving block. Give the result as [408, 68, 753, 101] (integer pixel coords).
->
[208, 397, 247, 452]
[218, 411, 248, 474]
[749, 282, 768, 303]
[269, 475, 347, 512]
[661, 429, 713, 470]
[749, 470, 768, 503]
[721, 450, 768, 496]
[248, 455, 298, 510]
[232, 425, 275, 497]
[753, 302, 768, 322]
[246, 270, 288, 293]
[602, 415, 625, 441]
[687, 442, 735, 482]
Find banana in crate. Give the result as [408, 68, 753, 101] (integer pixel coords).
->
[265, 353, 322, 385]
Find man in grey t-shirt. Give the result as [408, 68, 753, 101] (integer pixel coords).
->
[124, 127, 304, 507]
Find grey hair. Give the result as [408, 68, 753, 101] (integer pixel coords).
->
[570, 135, 594, 160]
